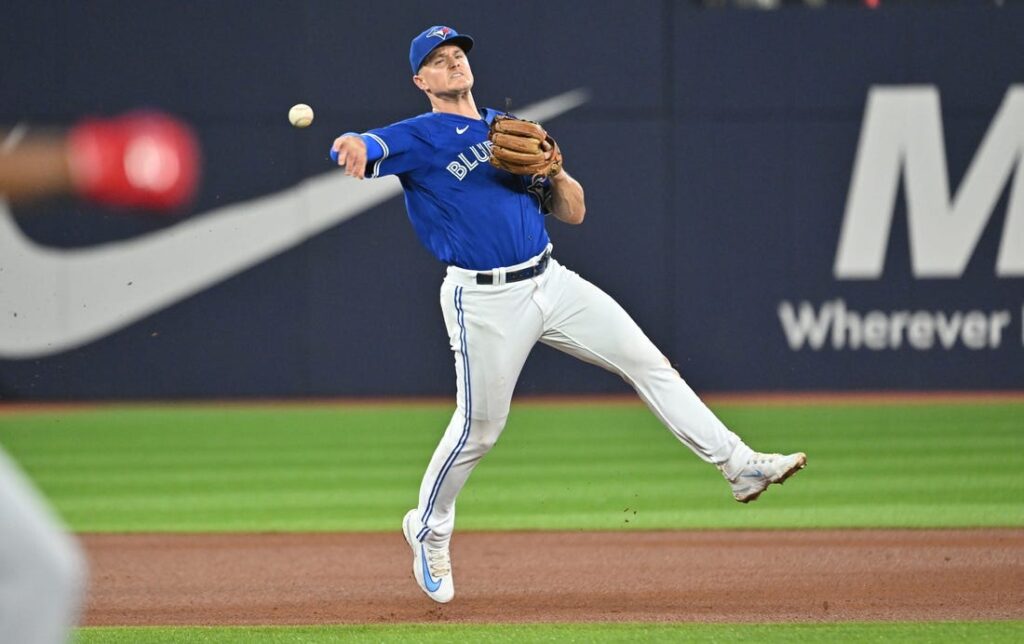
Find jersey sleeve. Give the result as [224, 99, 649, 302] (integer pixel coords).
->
[362, 119, 430, 178]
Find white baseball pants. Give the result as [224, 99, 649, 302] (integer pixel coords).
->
[408, 247, 753, 547]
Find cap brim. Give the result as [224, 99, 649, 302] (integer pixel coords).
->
[448, 35, 474, 54]
[417, 35, 474, 71]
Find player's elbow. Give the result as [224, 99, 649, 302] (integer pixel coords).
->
[568, 202, 586, 224]
[567, 194, 586, 224]
[552, 201, 584, 225]
[550, 172, 585, 224]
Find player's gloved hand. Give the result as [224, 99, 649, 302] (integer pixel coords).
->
[330, 134, 368, 179]
[488, 116, 562, 178]
[67, 112, 200, 212]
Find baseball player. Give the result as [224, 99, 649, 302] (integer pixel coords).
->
[330, 26, 806, 604]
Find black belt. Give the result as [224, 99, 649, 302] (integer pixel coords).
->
[475, 252, 551, 285]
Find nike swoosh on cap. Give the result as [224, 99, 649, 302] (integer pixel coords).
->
[0, 89, 591, 359]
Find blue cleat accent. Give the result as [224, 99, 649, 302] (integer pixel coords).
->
[726, 452, 806, 503]
[402, 509, 454, 602]
[420, 544, 443, 592]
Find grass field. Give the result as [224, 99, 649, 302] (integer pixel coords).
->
[2, 399, 1023, 641]
[2, 400, 1022, 532]
[73, 620, 1024, 643]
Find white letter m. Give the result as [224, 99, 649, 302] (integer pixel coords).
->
[834, 85, 1024, 279]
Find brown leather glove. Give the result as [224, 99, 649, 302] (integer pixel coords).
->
[487, 115, 562, 177]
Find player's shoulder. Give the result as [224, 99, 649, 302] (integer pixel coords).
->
[397, 111, 486, 139]
[370, 112, 436, 143]
[378, 112, 433, 132]
[411, 109, 503, 127]
[403, 112, 437, 126]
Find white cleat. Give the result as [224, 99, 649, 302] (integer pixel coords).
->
[402, 509, 454, 603]
[726, 452, 807, 503]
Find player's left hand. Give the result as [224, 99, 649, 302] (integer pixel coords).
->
[331, 134, 368, 180]
[488, 116, 562, 178]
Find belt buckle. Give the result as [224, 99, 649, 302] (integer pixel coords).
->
[476, 251, 550, 285]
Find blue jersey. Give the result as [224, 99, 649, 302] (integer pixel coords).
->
[363, 108, 552, 270]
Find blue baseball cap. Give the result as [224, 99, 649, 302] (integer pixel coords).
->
[409, 26, 474, 73]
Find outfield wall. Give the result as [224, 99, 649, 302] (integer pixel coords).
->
[1, 2, 1021, 398]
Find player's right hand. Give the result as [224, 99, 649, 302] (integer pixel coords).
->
[330, 134, 368, 180]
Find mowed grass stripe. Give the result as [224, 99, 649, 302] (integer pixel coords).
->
[1, 402, 1021, 532]
[75, 621, 1024, 642]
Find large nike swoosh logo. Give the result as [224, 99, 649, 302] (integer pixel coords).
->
[0, 89, 591, 359]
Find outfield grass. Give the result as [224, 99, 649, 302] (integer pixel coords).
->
[0, 400, 1021, 532]
[75, 621, 1024, 642]
[3, 400, 1021, 641]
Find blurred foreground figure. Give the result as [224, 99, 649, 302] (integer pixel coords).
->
[0, 111, 199, 211]
[0, 449, 86, 644]
[0, 111, 199, 642]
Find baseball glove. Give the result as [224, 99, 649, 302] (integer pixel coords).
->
[488, 115, 562, 177]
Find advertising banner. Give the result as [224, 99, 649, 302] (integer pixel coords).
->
[1, 3, 1020, 398]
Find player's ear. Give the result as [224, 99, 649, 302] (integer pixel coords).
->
[412, 74, 429, 92]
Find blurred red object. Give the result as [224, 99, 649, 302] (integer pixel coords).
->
[68, 112, 200, 212]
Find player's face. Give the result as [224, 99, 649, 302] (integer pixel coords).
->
[414, 45, 473, 98]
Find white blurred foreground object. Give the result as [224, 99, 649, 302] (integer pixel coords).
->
[0, 447, 87, 644]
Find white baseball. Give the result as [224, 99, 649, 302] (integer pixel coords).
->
[288, 103, 314, 128]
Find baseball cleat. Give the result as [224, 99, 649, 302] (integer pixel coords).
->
[726, 452, 806, 503]
[402, 509, 454, 603]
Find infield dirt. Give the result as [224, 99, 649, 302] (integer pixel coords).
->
[82, 529, 1024, 625]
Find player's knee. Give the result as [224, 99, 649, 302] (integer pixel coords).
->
[476, 432, 501, 453]
[463, 416, 506, 454]
[613, 341, 670, 378]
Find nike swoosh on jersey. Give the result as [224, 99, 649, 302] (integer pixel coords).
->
[456, 125, 469, 134]
[0, 88, 592, 359]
